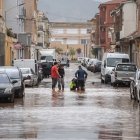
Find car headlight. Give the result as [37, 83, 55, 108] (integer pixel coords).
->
[4, 88, 12, 94]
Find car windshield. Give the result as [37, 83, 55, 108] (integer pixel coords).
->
[0, 74, 10, 83]
[20, 69, 30, 74]
[5, 69, 20, 79]
[116, 64, 136, 72]
[46, 56, 53, 61]
[107, 58, 129, 67]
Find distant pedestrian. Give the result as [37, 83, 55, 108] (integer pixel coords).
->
[58, 64, 65, 92]
[51, 62, 60, 93]
[75, 65, 88, 91]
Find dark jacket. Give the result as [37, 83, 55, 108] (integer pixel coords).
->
[75, 68, 87, 80]
[58, 67, 65, 78]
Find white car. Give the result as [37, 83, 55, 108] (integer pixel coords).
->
[77, 57, 84, 63]
[111, 63, 137, 87]
[20, 68, 38, 87]
[130, 70, 140, 102]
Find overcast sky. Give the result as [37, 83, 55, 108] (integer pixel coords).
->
[38, 0, 109, 22]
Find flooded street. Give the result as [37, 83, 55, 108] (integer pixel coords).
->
[0, 63, 140, 140]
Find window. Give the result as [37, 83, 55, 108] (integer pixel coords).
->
[80, 29, 87, 34]
[52, 29, 64, 34]
[66, 29, 78, 34]
[66, 39, 78, 44]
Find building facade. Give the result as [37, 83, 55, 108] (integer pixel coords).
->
[50, 22, 95, 59]
[24, 0, 38, 59]
[98, 0, 126, 53]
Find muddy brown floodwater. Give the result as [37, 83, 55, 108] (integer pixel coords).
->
[0, 63, 139, 140]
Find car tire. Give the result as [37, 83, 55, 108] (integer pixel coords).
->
[104, 78, 108, 84]
[112, 82, 116, 87]
[18, 88, 25, 98]
[101, 75, 104, 83]
[9, 94, 14, 103]
[137, 90, 140, 103]
[130, 84, 134, 100]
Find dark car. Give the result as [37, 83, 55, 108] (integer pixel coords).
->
[0, 72, 17, 103]
[92, 61, 101, 73]
[0, 66, 25, 98]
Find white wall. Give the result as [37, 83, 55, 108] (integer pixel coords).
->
[120, 2, 137, 39]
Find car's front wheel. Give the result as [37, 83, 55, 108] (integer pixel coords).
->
[8, 94, 14, 103]
[101, 75, 104, 83]
[130, 83, 134, 99]
[137, 90, 140, 103]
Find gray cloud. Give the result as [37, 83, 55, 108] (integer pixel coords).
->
[38, 0, 102, 22]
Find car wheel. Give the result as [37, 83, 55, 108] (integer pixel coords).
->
[9, 94, 14, 103]
[137, 90, 140, 103]
[112, 82, 117, 87]
[18, 88, 24, 98]
[104, 78, 108, 84]
[101, 75, 104, 83]
[130, 84, 134, 100]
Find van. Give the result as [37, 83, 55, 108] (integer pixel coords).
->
[14, 59, 40, 84]
[101, 52, 130, 84]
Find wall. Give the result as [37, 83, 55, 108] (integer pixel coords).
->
[120, 2, 137, 38]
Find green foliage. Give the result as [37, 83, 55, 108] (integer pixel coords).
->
[91, 48, 98, 58]
[55, 47, 63, 54]
[69, 48, 75, 59]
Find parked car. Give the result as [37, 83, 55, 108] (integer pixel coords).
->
[0, 66, 25, 98]
[86, 59, 98, 71]
[77, 57, 84, 63]
[0, 72, 17, 103]
[130, 70, 140, 102]
[101, 52, 130, 84]
[20, 68, 38, 87]
[81, 57, 89, 67]
[111, 63, 137, 87]
[91, 60, 102, 73]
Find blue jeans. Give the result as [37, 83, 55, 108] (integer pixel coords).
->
[58, 78, 64, 90]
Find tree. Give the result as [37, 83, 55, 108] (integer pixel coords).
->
[55, 47, 63, 54]
[91, 48, 98, 58]
[69, 48, 75, 60]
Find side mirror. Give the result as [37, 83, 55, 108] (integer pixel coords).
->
[12, 80, 18, 84]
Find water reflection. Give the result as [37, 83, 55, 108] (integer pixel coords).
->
[98, 124, 123, 140]
[51, 92, 64, 107]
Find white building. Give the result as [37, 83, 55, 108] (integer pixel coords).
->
[120, 1, 137, 39]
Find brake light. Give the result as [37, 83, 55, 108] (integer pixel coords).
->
[115, 72, 117, 77]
